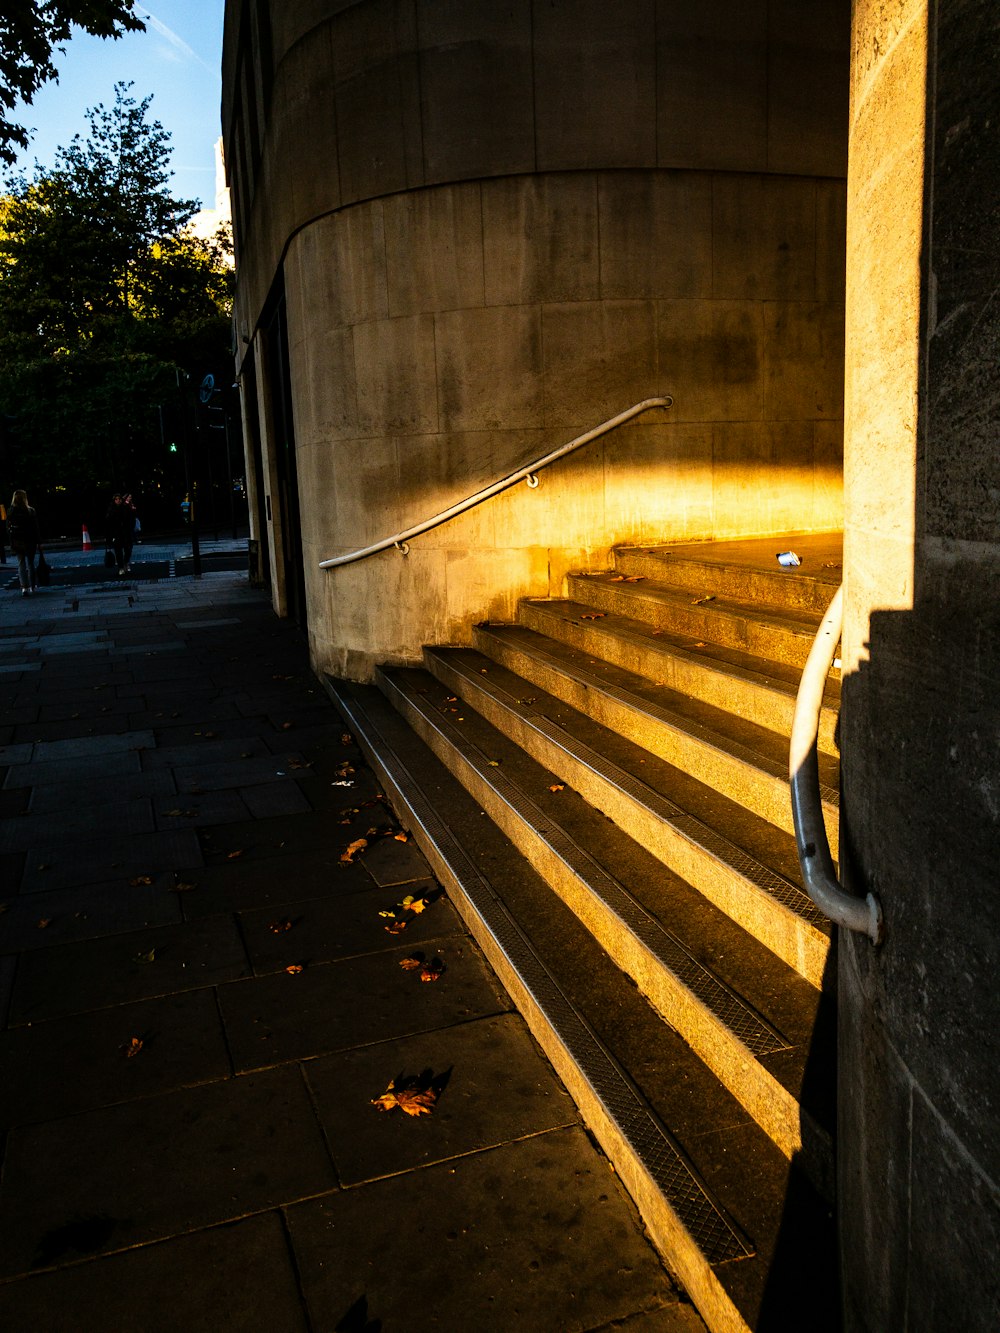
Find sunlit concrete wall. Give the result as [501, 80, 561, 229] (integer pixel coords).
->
[840, 0, 1000, 1327]
[223, 1, 850, 675]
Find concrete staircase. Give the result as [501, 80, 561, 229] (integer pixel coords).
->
[323, 533, 843, 1333]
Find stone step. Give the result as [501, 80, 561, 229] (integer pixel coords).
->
[520, 597, 841, 757]
[472, 623, 840, 856]
[377, 663, 835, 1198]
[323, 675, 839, 1333]
[423, 643, 831, 987]
[612, 534, 843, 615]
[566, 572, 826, 670]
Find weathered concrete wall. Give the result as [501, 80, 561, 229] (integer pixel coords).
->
[224, 0, 850, 672]
[840, 1, 1000, 1327]
[286, 169, 846, 674]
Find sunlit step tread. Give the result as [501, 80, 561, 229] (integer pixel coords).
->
[520, 596, 840, 757]
[425, 642, 830, 988]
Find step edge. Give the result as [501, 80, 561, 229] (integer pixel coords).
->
[382, 667, 834, 1192]
[323, 674, 757, 1333]
[474, 624, 840, 848]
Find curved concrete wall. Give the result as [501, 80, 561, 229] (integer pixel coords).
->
[224, 1, 849, 675]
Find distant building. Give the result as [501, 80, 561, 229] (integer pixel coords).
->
[186, 136, 233, 260]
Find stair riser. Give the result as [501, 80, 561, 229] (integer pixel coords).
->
[568, 577, 816, 668]
[329, 679, 755, 1333]
[473, 629, 839, 856]
[614, 549, 838, 615]
[427, 651, 829, 987]
[384, 671, 825, 1181]
[521, 601, 840, 756]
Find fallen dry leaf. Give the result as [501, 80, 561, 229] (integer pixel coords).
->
[170, 881, 197, 893]
[269, 919, 293, 934]
[124, 1036, 144, 1059]
[340, 733, 353, 745]
[401, 895, 430, 915]
[394, 833, 409, 843]
[340, 837, 368, 864]
[281, 722, 293, 731]
[285, 963, 304, 975]
[549, 784, 565, 793]
[580, 612, 606, 620]
[609, 574, 626, 582]
[399, 956, 423, 971]
[691, 595, 716, 606]
[129, 875, 154, 887]
[384, 919, 409, 935]
[135, 948, 157, 964]
[420, 959, 446, 983]
[625, 575, 646, 582]
[37, 918, 52, 929]
[226, 849, 244, 860]
[371, 1079, 438, 1117]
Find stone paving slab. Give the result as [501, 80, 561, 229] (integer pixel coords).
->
[360, 833, 436, 886]
[4, 749, 141, 789]
[285, 1127, 692, 1333]
[140, 736, 272, 769]
[0, 742, 35, 767]
[146, 718, 278, 748]
[177, 854, 380, 919]
[0, 787, 30, 817]
[9, 916, 249, 1023]
[305, 1013, 578, 1186]
[28, 770, 176, 813]
[0, 1213, 308, 1333]
[0, 798, 155, 852]
[173, 753, 311, 792]
[237, 882, 463, 974]
[0, 877, 182, 954]
[0, 1066, 337, 1279]
[151, 789, 252, 830]
[218, 936, 509, 1074]
[29, 730, 155, 762]
[17, 828, 203, 893]
[0, 988, 230, 1129]
[10, 715, 143, 745]
[240, 780, 313, 819]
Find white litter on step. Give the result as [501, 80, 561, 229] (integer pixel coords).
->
[776, 551, 801, 567]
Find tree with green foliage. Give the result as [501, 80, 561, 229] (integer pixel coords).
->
[0, 83, 233, 517]
[0, 1, 144, 166]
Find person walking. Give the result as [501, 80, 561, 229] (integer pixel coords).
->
[105, 493, 132, 575]
[122, 493, 139, 571]
[7, 490, 41, 596]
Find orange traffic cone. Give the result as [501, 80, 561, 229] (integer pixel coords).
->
[82, 524, 92, 551]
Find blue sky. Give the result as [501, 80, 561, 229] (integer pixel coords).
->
[9, 2, 225, 208]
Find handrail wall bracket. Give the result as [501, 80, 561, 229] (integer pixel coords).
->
[789, 584, 884, 946]
[319, 396, 673, 570]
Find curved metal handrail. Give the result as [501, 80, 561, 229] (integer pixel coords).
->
[319, 396, 673, 569]
[789, 584, 884, 944]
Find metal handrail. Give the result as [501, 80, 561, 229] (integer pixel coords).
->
[789, 584, 884, 944]
[318, 396, 673, 569]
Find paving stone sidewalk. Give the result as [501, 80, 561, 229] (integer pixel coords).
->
[0, 573, 703, 1332]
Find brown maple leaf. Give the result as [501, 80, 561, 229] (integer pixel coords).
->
[340, 837, 368, 864]
[420, 959, 446, 983]
[129, 875, 154, 887]
[399, 956, 422, 971]
[269, 919, 293, 934]
[285, 963, 304, 975]
[371, 1079, 438, 1117]
[124, 1036, 144, 1059]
